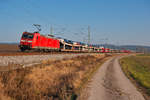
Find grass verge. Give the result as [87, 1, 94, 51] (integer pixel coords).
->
[120, 54, 150, 99]
[0, 54, 110, 100]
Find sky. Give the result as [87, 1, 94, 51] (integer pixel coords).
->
[0, 0, 150, 46]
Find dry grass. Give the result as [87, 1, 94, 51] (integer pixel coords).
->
[0, 54, 108, 100]
[0, 76, 11, 100]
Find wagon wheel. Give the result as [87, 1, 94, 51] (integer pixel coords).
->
[20, 47, 26, 52]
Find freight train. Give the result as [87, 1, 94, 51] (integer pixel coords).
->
[19, 31, 131, 53]
[19, 31, 112, 53]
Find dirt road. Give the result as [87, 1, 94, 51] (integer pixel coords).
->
[80, 56, 145, 100]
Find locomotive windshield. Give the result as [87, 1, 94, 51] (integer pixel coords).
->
[22, 34, 34, 39]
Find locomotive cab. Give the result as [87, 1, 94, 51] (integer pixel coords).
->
[19, 32, 39, 52]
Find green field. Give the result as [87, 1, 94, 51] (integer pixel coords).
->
[120, 54, 150, 96]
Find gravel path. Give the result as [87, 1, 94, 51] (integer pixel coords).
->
[79, 56, 145, 100]
[0, 53, 90, 67]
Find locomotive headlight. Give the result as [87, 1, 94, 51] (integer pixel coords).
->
[28, 41, 32, 43]
[21, 40, 25, 42]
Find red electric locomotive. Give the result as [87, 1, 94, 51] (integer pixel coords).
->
[19, 32, 60, 52]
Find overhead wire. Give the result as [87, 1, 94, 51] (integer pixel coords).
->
[7, 0, 91, 44]
[25, 0, 90, 42]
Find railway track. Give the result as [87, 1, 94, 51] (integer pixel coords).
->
[0, 50, 89, 56]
